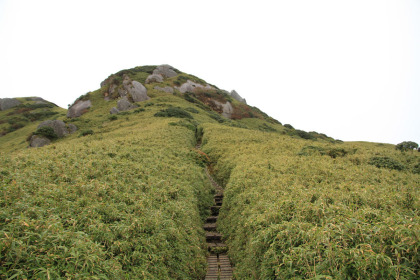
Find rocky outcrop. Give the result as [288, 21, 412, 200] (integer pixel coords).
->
[154, 86, 174, 94]
[67, 100, 92, 118]
[177, 80, 214, 93]
[118, 75, 150, 101]
[38, 120, 69, 138]
[229, 90, 246, 104]
[117, 96, 138, 111]
[153, 65, 178, 78]
[0, 98, 21, 111]
[145, 74, 164, 84]
[29, 120, 77, 148]
[29, 135, 51, 148]
[130, 81, 149, 102]
[213, 100, 233, 119]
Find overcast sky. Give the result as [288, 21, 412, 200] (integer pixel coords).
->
[0, 0, 419, 144]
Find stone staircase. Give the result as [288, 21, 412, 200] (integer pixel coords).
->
[204, 167, 233, 280]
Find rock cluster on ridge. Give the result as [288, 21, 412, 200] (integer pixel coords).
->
[176, 80, 214, 93]
[0, 98, 21, 111]
[229, 90, 246, 104]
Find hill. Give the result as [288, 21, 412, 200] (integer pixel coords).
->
[0, 65, 418, 279]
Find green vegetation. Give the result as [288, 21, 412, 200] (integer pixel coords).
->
[1, 66, 418, 279]
[201, 123, 419, 279]
[1, 119, 214, 279]
[154, 107, 193, 119]
[396, 141, 419, 152]
[33, 126, 58, 140]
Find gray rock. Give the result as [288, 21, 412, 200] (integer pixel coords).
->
[67, 100, 92, 118]
[154, 86, 174, 94]
[117, 97, 138, 111]
[146, 74, 164, 84]
[38, 120, 68, 138]
[29, 135, 51, 148]
[229, 90, 246, 104]
[153, 64, 178, 78]
[213, 100, 233, 119]
[67, 124, 78, 134]
[109, 84, 118, 96]
[110, 107, 119, 114]
[176, 80, 213, 93]
[129, 81, 150, 102]
[0, 98, 21, 111]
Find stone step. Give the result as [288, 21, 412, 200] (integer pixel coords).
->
[206, 216, 218, 223]
[206, 232, 222, 242]
[203, 223, 217, 231]
[215, 201, 223, 206]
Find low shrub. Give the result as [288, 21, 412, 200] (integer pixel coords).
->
[185, 107, 199, 114]
[284, 124, 294, 129]
[154, 107, 193, 119]
[33, 126, 58, 140]
[109, 115, 118, 121]
[369, 156, 405, 171]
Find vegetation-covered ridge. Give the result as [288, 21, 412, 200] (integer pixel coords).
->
[0, 64, 419, 279]
[201, 123, 419, 279]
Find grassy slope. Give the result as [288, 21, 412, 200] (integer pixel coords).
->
[1, 65, 418, 279]
[202, 123, 419, 279]
[0, 98, 67, 152]
[0, 90, 221, 279]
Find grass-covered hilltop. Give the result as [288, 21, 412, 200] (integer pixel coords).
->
[0, 65, 419, 279]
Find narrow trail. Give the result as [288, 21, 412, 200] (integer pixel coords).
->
[196, 142, 234, 280]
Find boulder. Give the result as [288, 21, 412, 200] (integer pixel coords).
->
[38, 120, 68, 138]
[129, 81, 150, 102]
[152, 65, 178, 78]
[0, 98, 21, 111]
[67, 100, 92, 118]
[29, 135, 51, 148]
[177, 80, 213, 93]
[213, 100, 233, 119]
[154, 86, 174, 94]
[117, 97, 138, 111]
[110, 107, 119, 114]
[229, 90, 246, 104]
[146, 74, 164, 84]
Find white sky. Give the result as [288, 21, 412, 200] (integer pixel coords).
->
[0, 0, 419, 144]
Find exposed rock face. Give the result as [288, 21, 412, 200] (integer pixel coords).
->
[38, 120, 69, 138]
[177, 80, 213, 93]
[116, 75, 149, 102]
[145, 74, 164, 84]
[229, 90, 246, 104]
[110, 107, 119, 114]
[130, 81, 149, 102]
[154, 86, 174, 94]
[67, 100, 92, 118]
[117, 97, 138, 111]
[29, 135, 51, 148]
[153, 65, 178, 78]
[214, 100, 233, 119]
[0, 98, 21, 111]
